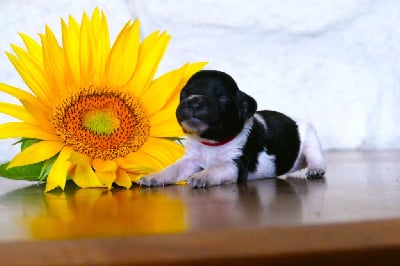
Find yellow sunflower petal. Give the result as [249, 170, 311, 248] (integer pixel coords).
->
[148, 94, 183, 137]
[106, 20, 140, 87]
[90, 8, 110, 84]
[8, 140, 63, 168]
[40, 26, 65, 101]
[96, 171, 115, 189]
[61, 15, 81, 89]
[142, 61, 207, 113]
[126, 172, 145, 183]
[141, 65, 185, 115]
[18, 33, 43, 63]
[92, 158, 117, 172]
[137, 30, 160, 65]
[68, 152, 112, 189]
[78, 12, 94, 87]
[126, 32, 170, 96]
[68, 151, 90, 165]
[113, 156, 155, 172]
[159, 61, 208, 104]
[6, 52, 50, 106]
[0, 83, 32, 100]
[0, 122, 59, 140]
[131, 137, 184, 171]
[71, 164, 105, 188]
[40, 26, 65, 98]
[0, 83, 48, 111]
[150, 114, 184, 137]
[19, 99, 53, 133]
[0, 102, 36, 124]
[174, 61, 208, 97]
[45, 147, 73, 192]
[0, 83, 52, 129]
[115, 169, 132, 188]
[143, 137, 184, 163]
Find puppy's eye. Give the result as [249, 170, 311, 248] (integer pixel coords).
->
[218, 95, 231, 102]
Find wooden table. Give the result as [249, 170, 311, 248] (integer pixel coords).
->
[1, 151, 400, 265]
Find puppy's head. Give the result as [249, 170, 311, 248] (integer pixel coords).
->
[176, 70, 257, 141]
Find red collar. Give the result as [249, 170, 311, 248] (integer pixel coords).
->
[200, 134, 237, 147]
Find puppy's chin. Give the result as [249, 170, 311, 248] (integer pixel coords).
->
[180, 118, 209, 135]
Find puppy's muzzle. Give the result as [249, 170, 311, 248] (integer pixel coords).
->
[176, 95, 218, 134]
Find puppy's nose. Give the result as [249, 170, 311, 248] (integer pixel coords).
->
[187, 99, 202, 111]
[177, 95, 208, 121]
[183, 95, 205, 113]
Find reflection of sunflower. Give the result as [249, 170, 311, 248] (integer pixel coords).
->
[29, 187, 186, 239]
[0, 8, 206, 192]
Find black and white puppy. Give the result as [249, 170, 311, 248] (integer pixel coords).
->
[139, 70, 326, 188]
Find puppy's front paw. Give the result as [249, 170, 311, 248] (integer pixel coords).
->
[139, 174, 168, 187]
[188, 166, 237, 188]
[188, 175, 211, 188]
[306, 168, 325, 179]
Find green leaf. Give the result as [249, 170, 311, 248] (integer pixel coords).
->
[38, 156, 57, 182]
[20, 138, 41, 151]
[1, 139, 55, 182]
[164, 137, 185, 146]
[0, 161, 44, 181]
[13, 138, 41, 151]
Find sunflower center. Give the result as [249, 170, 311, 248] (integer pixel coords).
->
[53, 86, 150, 160]
[82, 108, 120, 136]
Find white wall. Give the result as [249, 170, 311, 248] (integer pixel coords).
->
[0, 0, 399, 160]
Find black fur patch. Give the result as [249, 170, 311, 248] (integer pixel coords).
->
[238, 117, 266, 182]
[234, 158, 248, 183]
[258, 110, 301, 175]
[239, 111, 301, 179]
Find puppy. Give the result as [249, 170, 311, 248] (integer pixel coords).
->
[139, 70, 326, 188]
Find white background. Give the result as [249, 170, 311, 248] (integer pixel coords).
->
[0, 0, 399, 160]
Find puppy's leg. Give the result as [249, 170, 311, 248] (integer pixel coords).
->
[188, 162, 238, 188]
[139, 158, 201, 187]
[302, 123, 326, 179]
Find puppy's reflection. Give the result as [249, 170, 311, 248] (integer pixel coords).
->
[284, 175, 327, 220]
[161, 177, 327, 231]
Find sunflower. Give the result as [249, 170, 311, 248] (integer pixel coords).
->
[0, 8, 206, 192]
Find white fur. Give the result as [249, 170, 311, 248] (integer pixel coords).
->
[247, 151, 277, 179]
[289, 119, 326, 176]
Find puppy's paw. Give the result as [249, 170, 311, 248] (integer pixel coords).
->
[306, 168, 325, 179]
[188, 175, 211, 188]
[139, 174, 169, 187]
[188, 166, 238, 188]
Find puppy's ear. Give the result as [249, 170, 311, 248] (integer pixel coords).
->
[238, 91, 257, 119]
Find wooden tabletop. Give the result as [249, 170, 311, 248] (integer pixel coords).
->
[1, 151, 400, 265]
